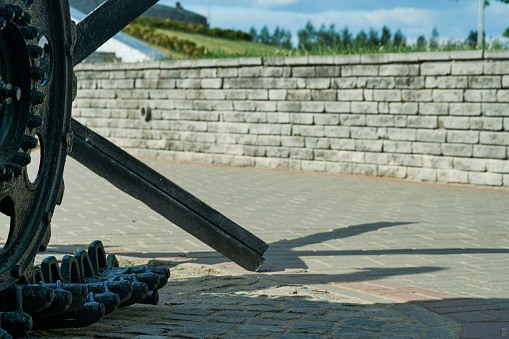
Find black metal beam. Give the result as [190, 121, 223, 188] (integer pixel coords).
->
[69, 119, 268, 272]
[73, 0, 159, 66]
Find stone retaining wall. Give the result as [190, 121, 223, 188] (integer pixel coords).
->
[73, 50, 509, 186]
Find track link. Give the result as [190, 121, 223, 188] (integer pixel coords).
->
[0, 241, 169, 338]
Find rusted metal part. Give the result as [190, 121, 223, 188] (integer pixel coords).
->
[70, 119, 268, 272]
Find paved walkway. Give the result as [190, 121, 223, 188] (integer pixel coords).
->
[29, 156, 509, 338]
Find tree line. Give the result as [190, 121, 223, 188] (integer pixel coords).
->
[250, 21, 507, 53]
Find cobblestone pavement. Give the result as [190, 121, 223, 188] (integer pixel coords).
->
[30, 262, 459, 338]
[18, 155, 509, 337]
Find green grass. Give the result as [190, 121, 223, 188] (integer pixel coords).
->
[144, 28, 290, 59]
[125, 25, 509, 60]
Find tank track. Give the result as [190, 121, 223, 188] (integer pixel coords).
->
[0, 240, 169, 338]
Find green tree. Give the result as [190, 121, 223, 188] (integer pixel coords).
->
[381, 26, 391, 46]
[249, 27, 257, 42]
[341, 26, 353, 48]
[456, 0, 509, 38]
[466, 30, 477, 48]
[466, 30, 485, 47]
[272, 26, 281, 45]
[298, 20, 317, 49]
[280, 29, 293, 49]
[317, 24, 339, 48]
[393, 29, 406, 47]
[354, 30, 368, 48]
[503, 27, 509, 38]
[368, 28, 379, 47]
[430, 27, 439, 49]
[269, 26, 293, 48]
[259, 26, 271, 44]
[416, 35, 427, 50]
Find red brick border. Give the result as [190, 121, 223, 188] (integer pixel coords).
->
[327, 280, 509, 338]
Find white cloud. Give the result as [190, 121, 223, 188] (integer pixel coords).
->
[173, 2, 509, 44]
[255, 0, 299, 7]
[205, 6, 440, 37]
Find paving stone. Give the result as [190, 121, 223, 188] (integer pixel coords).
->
[237, 324, 285, 333]
[343, 318, 386, 328]
[165, 332, 203, 339]
[230, 329, 272, 337]
[260, 313, 301, 320]
[335, 328, 377, 338]
[293, 320, 334, 333]
[180, 323, 237, 335]
[29, 155, 509, 338]
[275, 334, 321, 339]
[171, 308, 214, 316]
[163, 313, 207, 321]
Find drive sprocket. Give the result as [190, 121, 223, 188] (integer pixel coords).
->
[0, 0, 75, 292]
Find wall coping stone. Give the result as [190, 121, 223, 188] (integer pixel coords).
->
[484, 50, 509, 59]
[75, 50, 509, 72]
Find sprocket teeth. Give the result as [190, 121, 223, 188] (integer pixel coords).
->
[8, 5, 24, 23]
[0, 6, 16, 21]
[21, 135, 38, 150]
[29, 90, 44, 105]
[72, 73, 77, 101]
[0, 166, 14, 182]
[12, 152, 30, 167]
[6, 164, 21, 177]
[38, 226, 51, 252]
[56, 179, 65, 205]
[20, 12, 31, 25]
[30, 67, 46, 82]
[26, 45, 43, 59]
[0, 83, 21, 104]
[19, 26, 38, 40]
[27, 113, 42, 128]
[0, 327, 11, 339]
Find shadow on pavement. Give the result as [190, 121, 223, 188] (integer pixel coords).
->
[39, 221, 509, 338]
[265, 266, 446, 282]
[45, 221, 509, 287]
[81, 221, 509, 268]
[28, 268, 509, 338]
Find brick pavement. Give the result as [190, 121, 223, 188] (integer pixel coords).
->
[30, 262, 459, 338]
[31, 156, 509, 338]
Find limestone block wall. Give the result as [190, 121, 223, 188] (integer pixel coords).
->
[73, 51, 509, 186]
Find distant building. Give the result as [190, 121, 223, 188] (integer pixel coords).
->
[69, 1, 209, 63]
[70, 6, 166, 63]
[69, 0, 208, 26]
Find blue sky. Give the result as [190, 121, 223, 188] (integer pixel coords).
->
[159, 0, 509, 45]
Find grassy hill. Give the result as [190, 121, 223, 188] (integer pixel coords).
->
[123, 17, 509, 61]
[122, 18, 291, 60]
[154, 29, 290, 59]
